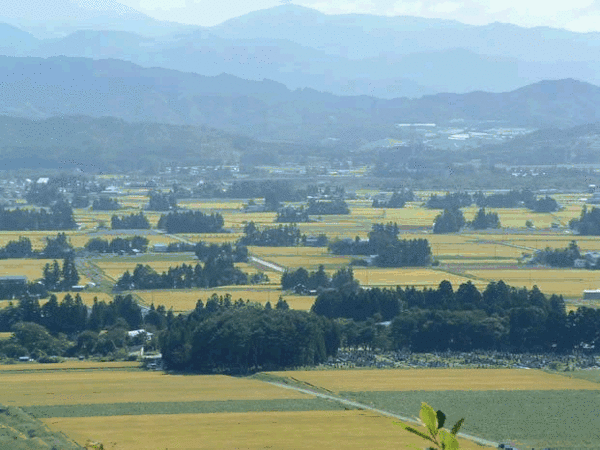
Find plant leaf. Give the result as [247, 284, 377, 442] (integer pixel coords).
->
[436, 410, 446, 429]
[395, 422, 436, 443]
[439, 429, 460, 450]
[450, 418, 465, 436]
[420, 402, 439, 437]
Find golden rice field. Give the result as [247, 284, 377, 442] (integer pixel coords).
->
[221, 211, 278, 230]
[464, 268, 600, 297]
[175, 232, 243, 244]
[0, 259, 90, 285]
[135, 288, 316, 311]
[0, 332, 13, 340]
[0, 372, 309, 406]
[352, 267, 483, 289]
[178, 200, 247, 211]
[263, 254, 353, 270]
[277, 368, 600, 393]
[42, 410, 484, 450]
[0, 361, 139, 372]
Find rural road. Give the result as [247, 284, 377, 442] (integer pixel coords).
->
[265, 380, 499, 449]
[249, 256, 287, 273]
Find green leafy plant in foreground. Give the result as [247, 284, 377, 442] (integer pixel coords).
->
[396, 402, 464, 450]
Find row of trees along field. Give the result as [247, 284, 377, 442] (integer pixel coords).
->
[0, 233, 73, 259]
[372, 190, 415, 208]
[41, 258, 80, 291]
[0, 293, 169, 359]
[329, 223, 432, 266]
[2, 279, 599, 370]
[113, 240, 263, 290]
[85, 236, 149, 253]
[311, 277, 600, 353]
[570, 206, 600, 235]
[0, 201, 76, 230]
[238, 222, 302, 246]
[426, 190, 560, 212]
[433, 207, 499, 233]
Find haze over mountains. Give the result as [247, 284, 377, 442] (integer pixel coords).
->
[2, 55, 600, 146]
[1, 1, 600, 169]
[1, 3, 600, 97]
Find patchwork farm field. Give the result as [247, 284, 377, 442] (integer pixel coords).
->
[0, 370, 309, 406]
[2, 363, 487, 450]
[270, 368, 600, 450]
[277, 368, 600, 392]
[41, 410, 483, 450]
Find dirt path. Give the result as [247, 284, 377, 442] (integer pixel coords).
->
[263, 380, 499, 448]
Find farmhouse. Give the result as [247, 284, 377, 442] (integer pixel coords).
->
[583, 289, 600, 300]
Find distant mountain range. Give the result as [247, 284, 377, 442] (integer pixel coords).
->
[1, 56, 599, 148]
[1, 4, 599, 98]
[0, 115, 286, 172]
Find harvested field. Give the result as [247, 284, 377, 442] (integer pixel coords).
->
[276, 368, 600, 392]
[42, 410, 485, 450]
[0, 372, 310, 406]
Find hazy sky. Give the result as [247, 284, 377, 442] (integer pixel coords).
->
[115, 0, 600, 32]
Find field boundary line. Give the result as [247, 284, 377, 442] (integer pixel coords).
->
[263, 380, 499, 448]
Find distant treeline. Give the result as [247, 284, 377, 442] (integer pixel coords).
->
[426, 190, 559, 213]
[238, 222, 302, 247]
[0, 233, 72, 260]
[329, 223, 432, 267]
[531, 241, 582, 268]
[157, 211, 224, 233]
[115, 259, 250, 290]
[92, 197, 120, 211]
[372, 190, 415, 208]
[281, 267, 358, 292]
[276, 206, 310, 223]
[85, 236, 149, 253]
[0, 202, 76, 230]
[570, 206, 600, 235]
[306, 199, 350, 215]
[146, 191, 177, 211]
[111, 212, 150, 230]
[0, 293, 169, 359]
[312, 279, 597, 353]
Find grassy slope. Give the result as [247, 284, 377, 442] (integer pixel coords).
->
[0, 404, 82, 450]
